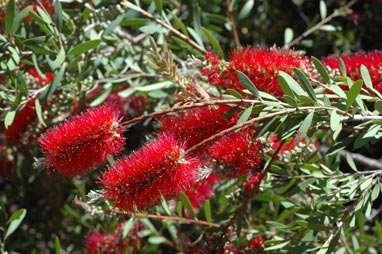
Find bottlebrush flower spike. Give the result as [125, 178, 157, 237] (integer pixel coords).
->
[182, 174, 219, 211]
[202, 46, 313, 97]
[157, 105, 238, 157]
[209, 128, 263, 178]
[85, 224, 127, 254]
[38, 105, 125, 177]
[322, 51, 382, 92]
[100, 133, 199, 211]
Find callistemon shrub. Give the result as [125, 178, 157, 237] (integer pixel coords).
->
[202, 46, 313, 97]
[38, 105, 125, 177]
[157, 105, 238, 157]
[322, 51, 382, 92]
[100, 133, 199, 211]
[208, 127, 263, 177]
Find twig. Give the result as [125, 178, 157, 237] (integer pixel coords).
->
[122, 1, 206, 53]
[186, 106, 352, 155]
[73, 197, 262, 234]
[226, 0, 241, 48]
[96, 73, 160, 84]
[322, 177, 379, 249]
[121, 98, 286, 127]
[218, 139, 285, 250]
[286, 0, 358, 48]
[319, 145, 382, 170]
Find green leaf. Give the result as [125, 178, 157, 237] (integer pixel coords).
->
[339, 58, 347, 77]
[264, 241, 290, 251]
[279, 71, 306, 96]
[323, 95, 331, 106]
[90, 85, 113, 107]
[121, 18, 149, 26]
[102, 13, 126, 36]
[39, 63, 66, 101]
[330, 110, 341, 132]
[54, 0, 63, 31]
[354, 124, 379, 149]
[298, 111, 314, 139]
[121, 1, 141, 12]
[153, 0, 163, 13]
[10, 5, 32, 36]
[6, 209, 26, 239]
[238, 0, 254, 20]
[236, 71, 260, 98]
[293, 68, 317, 101]
[372, 182, 380, 201]
[223, 106, 239, 119]
[176, 201, 183, 218]
[282, 95, 298, 107]
[203, 200, 212, 223]
[55, 236, 61, 254]
[237, 104, 253, 126]
[122, 218, 135, 238]
[161, 194, 172, 216]
[48, 46, 65, 70]
[67, 40, 101, 57]
[167, 11, 188, 36]
[179, 192, 195, 217]
[375, 101, 382, 113]
[135, 81, 172, 92]
[4, 110, 16, 129]
[35, 99, 46, 127]
[118, 87, 136, 98]
[345, 153, 358, 172]
[360, 178, 373, 191]
[201, 26, 223, 58]
[326, 134, 355, 156]
[284, 27, 293, 46]
[346, 80, 363, 109]
[187, 27, 205, 50]
[312, 56, 331, 84]
[148, 236, 166, 244]
[25, 44, 55, 56]
[361, 65, 373, 89]
[227, 89, 242, 99]
[16, 72, 28, 96]
[319, 0, 327, 19]
[5, 0, 15, 35]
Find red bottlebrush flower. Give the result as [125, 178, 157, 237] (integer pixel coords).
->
[242, 172, 261, 191]
[348, 11, 360, 25]
[182, 174, 219, 211]
[322, 51, 382, 92]
[27, 66, 54, 84]
[157, 105, 238, 157]
[38, 105, 125, 177]
[3, 100, 37, 144]
[85, 224, 126, 254]
[100, 133, 199, 211]
[249, 236, 265, 249]
[203, 47, 313, 97]
[209, 128, 263, 178]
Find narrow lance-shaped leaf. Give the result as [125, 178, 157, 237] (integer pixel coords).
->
[339, 58, 347, 77]
[6, 209, 27, 239]
[201, 26, 223, 58]
[67, 40, 101, 56]
[5, 0, 15, 35]
[312, 56, 331, 84]
[279, 71, 306, 96]
[179, 192, 195, 217]
[237, 71, 260, 98]
[35, 99, 46, 127]
[346, 80, 363, 109]
[293, 68, 317, 101]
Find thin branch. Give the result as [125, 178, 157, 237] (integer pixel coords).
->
[319, 145, 382, 170]
[322, 178, 379, 249]
[218, 139, 285, 250]
[186, 106, 352, 155]
[286, 0, 358, 48]
[226, 0, 241, 48]
[122, 1, 206, 53]
[121, 98, 288, 127]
